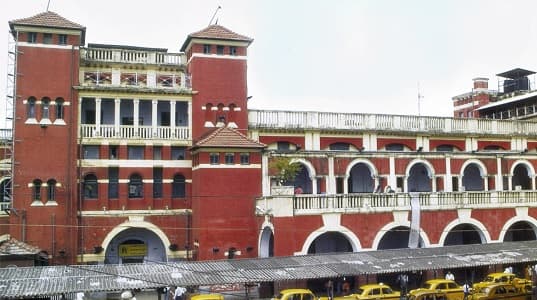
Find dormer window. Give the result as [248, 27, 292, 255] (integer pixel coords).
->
[217, 45, 224, 55]
[203, 44, 211, 54]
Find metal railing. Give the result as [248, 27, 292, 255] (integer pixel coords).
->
[80, 124, 190, 140]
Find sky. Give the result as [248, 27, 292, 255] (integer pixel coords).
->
[1, 0, 537, 121]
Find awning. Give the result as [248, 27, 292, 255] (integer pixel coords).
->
[2, 240, 537, 298]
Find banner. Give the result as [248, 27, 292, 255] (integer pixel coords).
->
[408, 193, 421, 248]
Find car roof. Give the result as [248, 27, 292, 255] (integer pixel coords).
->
[280, 289, 314, 294]
[426, 279, 457, 284]
[411, 290, 447, 296]
[360, 284, 392, 289]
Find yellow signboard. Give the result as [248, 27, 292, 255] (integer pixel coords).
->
[119, 244, 147, 257]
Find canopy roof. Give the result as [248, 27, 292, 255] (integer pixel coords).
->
[2, 240, 537, 298]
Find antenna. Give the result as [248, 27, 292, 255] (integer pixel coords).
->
[417, 82, 424, 116]
[209, 5, 222, 26]
[46, 0, 51, 11]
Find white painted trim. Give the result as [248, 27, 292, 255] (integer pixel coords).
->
[188, 53, 247, 64]
[80, 159, 192, 168]
[497, 212, 537, 242]
[296, 215, 362, 255]
[192, 163, 261, 170]
[17, 42, 79, 50]
[510, 159, 536, 177]
[437, 217, 491, 245]
[80, 209, 189, 217]
[371, 219, 431, 250]
[460, 159, 488, 177]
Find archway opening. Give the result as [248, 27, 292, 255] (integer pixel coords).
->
[289, 163, 312, 194]
[462, 163, 484, 191]
[104, 227, 166, 264]
[512, 164, 531, 190]
[348, 163, 374, 193]
[504, 221, 536, 242]
[259, 227, 274, 258]
[407, 163, 432, 192]
[444, 224, 483, 246]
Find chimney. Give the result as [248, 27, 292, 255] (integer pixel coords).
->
[473, 77, 489, 90]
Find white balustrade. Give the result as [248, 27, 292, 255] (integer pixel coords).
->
[82, 47, 184, 65]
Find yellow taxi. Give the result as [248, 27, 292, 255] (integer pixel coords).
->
[272, 288, 317, 300]
[470, 283, 528, 300]
[407, 290, 448, 300]
[190, 294, 224, 300]
[472, 272, 531, 293]
[408, 279, 463, 300]
[348, 283, 400, 300]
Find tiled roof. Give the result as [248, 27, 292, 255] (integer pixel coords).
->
[180, 24, 253, 51]
[9, 11, 85, 30]
[0, 237, 41, 256]
[192, 126, 265, 149]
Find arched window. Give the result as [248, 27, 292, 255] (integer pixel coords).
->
[55, 98, 64, 120]
[83, 174, 98, 199]
[172, 174, 186, 198]
[385, 143, 405, 151]
[47, 179, 57, 201]
[27, 97, 36, 119]
[128, 174, 143, 198]
[42, 97, 50, 119]
[32, 179, 42, 201]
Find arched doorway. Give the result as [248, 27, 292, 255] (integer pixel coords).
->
[504, 221, 537, 242]
[259, 227, 274, 258]
[289, 163, 312, 194]
[512, 164, 532, 190]
[104, 227, 166, 264]
[407, 163, 432, 192]
[444, 224, 484, 246]
[462, 164, 484, 191]
[348, 163, 374, 193]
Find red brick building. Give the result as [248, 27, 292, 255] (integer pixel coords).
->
[2, 11, 537, 276]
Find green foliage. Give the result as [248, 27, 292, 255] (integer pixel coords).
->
[269, 157, 302, 185]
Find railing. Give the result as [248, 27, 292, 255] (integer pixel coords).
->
[248, 110, 537, 137]
[81, 71, 191, 89]
[80, 124, 190, 140]
[81, 48, 184, 65]
[256, 191, 537, 216]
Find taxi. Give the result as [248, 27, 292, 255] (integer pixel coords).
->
[408, 279, 463, 300]
[190, 294, 224, 300]
[272, 288, 317, 300]
[470, 283, 527, 300]
[407, 290, 448, 300]
[348, 283, 400, 300]
[472, 272, 531, 293]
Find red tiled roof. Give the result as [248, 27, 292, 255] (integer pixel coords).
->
[9, 11, 85, 30]
[180, 24, 253, 51]
[192, 126, 265, 149]
[0, 237, 41, 256]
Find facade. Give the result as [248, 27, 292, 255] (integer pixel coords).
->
[2, 11, 537, 272]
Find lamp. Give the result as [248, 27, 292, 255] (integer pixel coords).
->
[417, 146, 423, 152]
[169, 244, 178, 251]
[94, 246, 104, 254]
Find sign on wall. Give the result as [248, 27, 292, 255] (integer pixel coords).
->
[119, 244, 147, 257]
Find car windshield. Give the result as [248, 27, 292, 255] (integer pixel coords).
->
[355, 289, 364, 295]
[424, 283, 433, 289]
[484, 276, 495, 282]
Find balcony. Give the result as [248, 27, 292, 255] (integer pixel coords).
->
[248, 110, 537, 137]
[82, 71, 191, 90]
[80, 124, 190, 140]
[256, 191, 537, 217]
[81, 47, 184, 66]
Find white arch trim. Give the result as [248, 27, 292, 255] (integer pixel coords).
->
[405, 159, 435, 178]
[101, 219, 172, 256]
[510, 160, 536, 177]
[290, 158, 317, 179]
[498, 215, 537, 242]
[459, 159, 488, 177]
[0, 176, 10, 184]
[437, 218, 492, 246]
[370, 221, 431, 250]
[297, 225, 362, 255]
[345, 158, 378, 178]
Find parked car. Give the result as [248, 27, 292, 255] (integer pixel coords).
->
[272, 289, 317, 300]
[190, 294, 224, 300]
[408, 279, 463, 300]
[472, 272, 532, 294]
[407, 290, 448, 300]
[470, 283, 528, 300]
[345, 283, 400, 300]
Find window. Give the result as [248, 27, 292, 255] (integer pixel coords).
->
[210, 153, 219, 164]
[436, 145, 454, 152]
[128, 174, 143, 198]
[171, 146, 186, 160]
[240, 153, 250, 165]
[385, 143, 405, 151]
[216, 45, 224, 55]
[27, 32, 37, 43]
[42, 98, 50, 119]
[47, 179, 56, 201]
[58, 34, 67, 45]
[172, 174, 185, 198]
[43, 33, 52, 44]
[32, 179, 42, 201]
[203, 44, 211, 54]
[108, 167, 118, 199]
[225, 153, 234, 164]
[329, 143, 350, 151]
[153, 168, 162, 198]
[153, 146, 162, 160]
[83, 145, 100, 159]
[83, 174, 98, 199]
[277, 142, 290, 151]
[229, 46, 237, 55]
[55, 98, 64, 119]
[128, 146, 144, 159]
[109, 145, 118, 159]
[27, 97, 36, 119]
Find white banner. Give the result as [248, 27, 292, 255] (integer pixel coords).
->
[408, 193, 421, 248]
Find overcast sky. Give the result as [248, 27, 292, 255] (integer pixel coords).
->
[1, 0, 537, 120]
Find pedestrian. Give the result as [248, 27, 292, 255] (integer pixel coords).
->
[445, 271, 455, 281]
[173, 286, 186, 300]
[462, 282, 470, 300]
[397, 273, 408, 300]
[326, 279, 334, 300]
[342, 279, 350, 295]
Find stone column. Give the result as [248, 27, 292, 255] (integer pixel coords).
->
[133, 99, 140, 137]
[152, 100, 158, 137]
[114, 98, 120, 137]
[95, 98, 101, 136]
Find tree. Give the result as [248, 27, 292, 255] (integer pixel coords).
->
[269, 157, 302, 186]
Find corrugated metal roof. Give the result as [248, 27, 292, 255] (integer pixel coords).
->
[2, 240, 537, 298]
